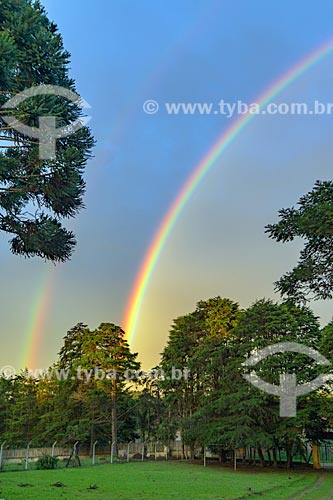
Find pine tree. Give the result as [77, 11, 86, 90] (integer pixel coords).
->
[57, 322, 139, 456]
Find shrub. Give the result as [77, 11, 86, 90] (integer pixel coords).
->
[36, 455, 59, 470]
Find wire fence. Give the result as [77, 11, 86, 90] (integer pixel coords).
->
[0, 440, 332, 472]
[0, 441, 177, 472]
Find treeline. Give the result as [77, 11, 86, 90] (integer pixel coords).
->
[159, 297, 333, 467]
[0, 298, 332, 467]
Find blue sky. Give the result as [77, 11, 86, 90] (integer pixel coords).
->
[1, 0, 333, 370]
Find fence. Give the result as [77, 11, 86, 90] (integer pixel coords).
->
[0, 440, 332, 472]
[319, 441, 333, 467]
[0, 441, 182, 471]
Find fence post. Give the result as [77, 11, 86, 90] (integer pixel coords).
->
[51, 441, 57, 458]
[0, 441, 6, 469]
[92, 440, 98, 465]
[110, 441, 115, 464]
[25, 441, 32, 471]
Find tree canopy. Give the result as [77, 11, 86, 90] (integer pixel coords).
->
[159, 297, 332, 467]
[266, 180, 333, 302]
[0, 0, 94, 261]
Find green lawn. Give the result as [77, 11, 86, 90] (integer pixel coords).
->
[0, 461, 331, 499]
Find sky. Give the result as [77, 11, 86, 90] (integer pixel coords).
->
[1, 0, 333, 371]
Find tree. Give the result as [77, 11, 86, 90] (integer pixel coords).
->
[33, 374, 79, 445]
[57, 322, 139, 456]
[82, 323, 139, 455]
[320, 319, 333, 359]
[225, 299, 326, 468]
[266, 180, 333, 301]
[0, 0, 94, 261]
[3, 374, 40, 446]
[318, 320, 333, 436]
[58, 323, 90, 370]
[165, 298, 328, 468]
[0, 376, 14, 437]
[160, 297, 241, 458]
[134, 387, 164, 443]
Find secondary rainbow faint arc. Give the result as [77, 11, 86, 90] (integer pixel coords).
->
[123, 39, 333, 344]
[22, 266, 56, 369]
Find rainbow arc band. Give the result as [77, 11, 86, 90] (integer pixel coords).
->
[22, 267, 56, 369]
[122, 39, 333, 344]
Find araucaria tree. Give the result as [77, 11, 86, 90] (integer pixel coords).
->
[0, 0, 94, 261]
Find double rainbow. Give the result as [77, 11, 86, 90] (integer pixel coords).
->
[22, 40, 333, 368]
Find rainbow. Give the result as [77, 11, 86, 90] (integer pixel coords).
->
[22, 266, 56, 369]
[123, 39, 333, 344]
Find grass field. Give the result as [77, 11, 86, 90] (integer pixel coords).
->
[0, 461, 331, 499]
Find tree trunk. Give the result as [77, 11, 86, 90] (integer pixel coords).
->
[286, 443, 293, 469]
[267, 449, 272, 466]
[299, 445, 309, 464]
[190, 443, 195, 460]
[111, 382, 118, 457]
[257, 447, 266, 467]
[272, 447, 278, 467]
[312, 440, 321, 469]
